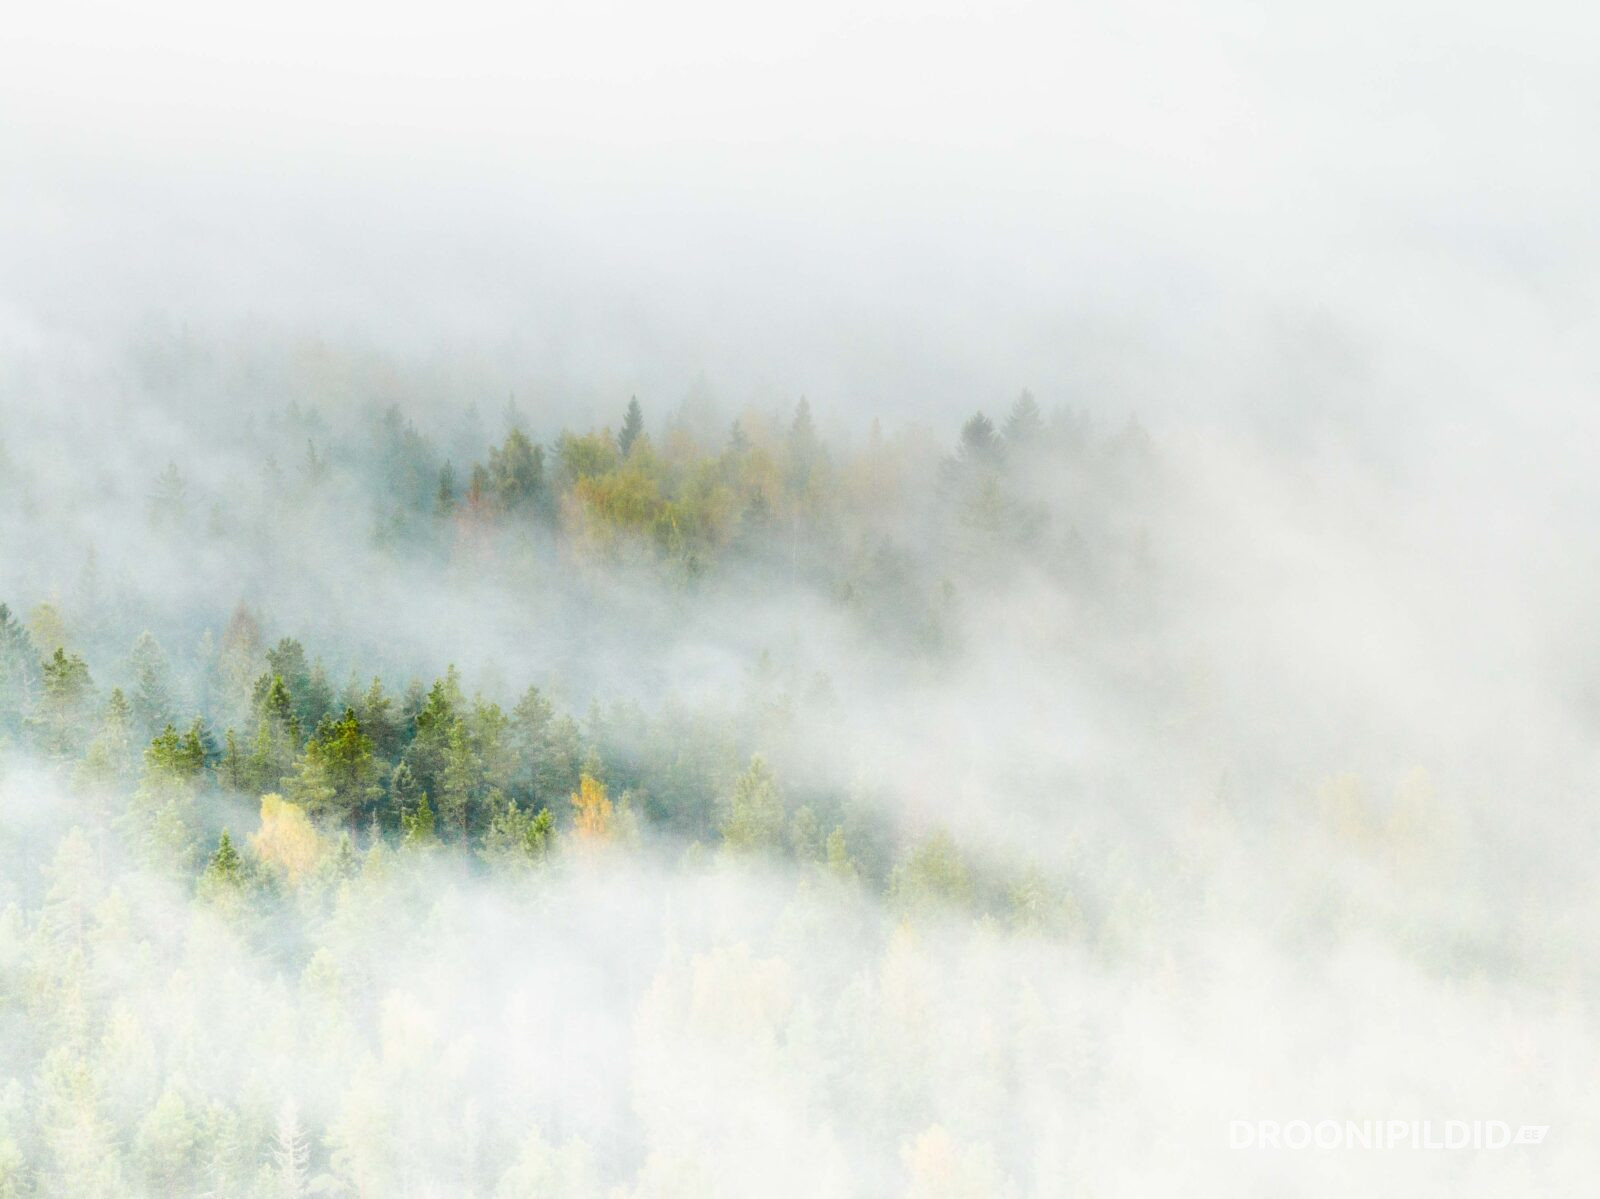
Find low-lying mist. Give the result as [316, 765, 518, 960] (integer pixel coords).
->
[0, 335, 1596, 1195]
[4, 0, 1600, 1191]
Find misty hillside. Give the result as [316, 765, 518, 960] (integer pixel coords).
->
[0, 347, 1593, 1197]
[4, 0, 1599, 1194]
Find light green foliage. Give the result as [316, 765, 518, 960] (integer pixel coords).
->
[488, 428, 548, 514]
[436, 722, 480, 838]
[496, 1129, 601, 1199]
[825, 826, 858, 884]
[292, 708, 383, 825]
[143, 722, 208, 783]
[556, 430, 620, 485]
[34, 1046, 124, 1198]
[31, 647, 95, 760]
[400, 792, 437, 848]
[78, 688, 135, 792]
[481, 800, 554, 868]
[787, 804, 822, 862]
[720, 755, 785, 853]
[134, 1084, 198, 1195]
[890, 831, 975, 914]
[126, 723, 210, 870]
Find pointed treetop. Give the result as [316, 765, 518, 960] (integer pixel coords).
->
[618, 397, 645, 457]
[1003, 390, 1045, 445]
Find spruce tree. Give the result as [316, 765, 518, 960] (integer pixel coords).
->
[618, 397, 644, 457]
[435, 462, 458, 516]
[203, 831, 243, 885]
[1003, 389, 1045, 446]
[401, 792, 437, 847]
[129, 632, 175, 740]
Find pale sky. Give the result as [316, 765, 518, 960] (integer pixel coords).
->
[2, 0, 1596, 433]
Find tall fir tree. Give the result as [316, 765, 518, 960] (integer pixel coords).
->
[618, 397, 644, 457]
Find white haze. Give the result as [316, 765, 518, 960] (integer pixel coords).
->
[2, 0, 1600, 1194]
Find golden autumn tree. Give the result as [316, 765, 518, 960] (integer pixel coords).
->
[251, 793, 322, 884]
[569, 773, 613, 844]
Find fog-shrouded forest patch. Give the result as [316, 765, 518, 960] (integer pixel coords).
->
[0, 343, 1596, 1196]
[5, 0, 1600, 1192]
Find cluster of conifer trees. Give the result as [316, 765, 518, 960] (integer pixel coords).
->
[1, 394, 1142, 921]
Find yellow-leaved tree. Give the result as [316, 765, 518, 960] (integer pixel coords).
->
[251, 793, 322, 884]
[569, 773, 612, 844]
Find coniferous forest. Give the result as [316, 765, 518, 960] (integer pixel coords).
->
[5, 2, 1598, 1195]
[2, 356, 1594, 1195]
[1, 383, 1186, 1196]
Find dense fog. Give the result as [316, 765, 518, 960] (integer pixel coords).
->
[2, 0, 1597, 1194]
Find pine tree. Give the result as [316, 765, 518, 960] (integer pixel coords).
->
[890, 830, 974, 913]
[0, 603, 38, 739]
[303, 660, 335, 730]
[129, 725, 206, 870]
[357, 677, 398, 759]
[34, 1046, 124, 1197]
[201, 831, 244, 890]
[79, 688, 135, 791]
[246, 712, 297, 796]
[436, 723, 479, 838]
[218, 728, 246, 792]
[286, 743, 335, 820]
[400, 792, 437, 847]
[388, 760, 421, 822]
[134, 1085, 198, 1196]
[31, 647, 94, 760]
[1003, 389, 1045, 447]
[302, 439, 329, 488]
[508, 685, 562, 802]
[258, 674, 300, 740]
[144, 723, 207, 782]
[297, 709, 383, 826]
[482, 800, 554, 867]
[328, 831, 359, 880]
[618, 397, 644, 457]
[264, 639, 311, 710]
[786, 397, 820, 490]
[129, 632, 175, 739]
[825, 826, 858, 883]
[404, 668, 463, 798]
[435, 462, 458, 517]
[957, 412, 1001, 465]
[720, 754, 784, 853]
